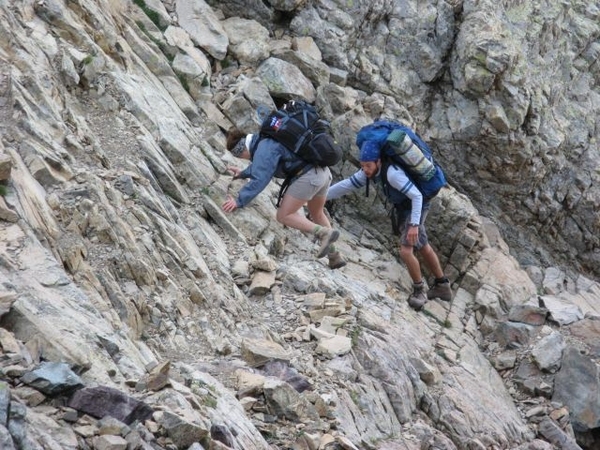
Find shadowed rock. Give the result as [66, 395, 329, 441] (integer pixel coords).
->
[68, 386, 153, 425]
[20, 362, 83, 396]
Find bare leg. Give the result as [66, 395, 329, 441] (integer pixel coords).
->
[305, 195, 331, 228]
[399, 244, 423, 283]
[276, 194, 317, 233]
[418, 244, 445, 279]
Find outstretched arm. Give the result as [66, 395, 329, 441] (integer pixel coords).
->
[236, 159, 277, 208]
[327, 169, 368, 200]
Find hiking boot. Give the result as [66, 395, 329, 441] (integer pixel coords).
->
[315, 228, 340, 258]
[427, 280, 452, 302]
[408, 289, 428, 311]
[328, 251, 347, 269]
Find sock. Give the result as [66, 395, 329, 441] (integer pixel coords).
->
[328, 244, 337, 254]
[313, 225, 322, 235]
[413, 281, 424, 292]
[435, 277, 449, 284]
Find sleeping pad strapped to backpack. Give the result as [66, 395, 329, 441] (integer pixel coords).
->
[259, 100, 342, 168]
[356, 120, 447, 199]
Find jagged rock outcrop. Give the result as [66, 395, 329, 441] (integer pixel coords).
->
[0, 0, 599, 449]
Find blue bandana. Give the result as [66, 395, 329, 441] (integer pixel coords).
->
[359, 141, 380, 162]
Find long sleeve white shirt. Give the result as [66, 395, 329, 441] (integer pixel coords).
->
[327, 165, 423, 224]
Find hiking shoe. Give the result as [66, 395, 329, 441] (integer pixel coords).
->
[315, 228, 340, 258]
[408, 289, 428, 311]
[427, 280, 452, 302]
[328, 251, 347, 269]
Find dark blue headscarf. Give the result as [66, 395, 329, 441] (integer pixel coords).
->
[359, 140, 380, 162]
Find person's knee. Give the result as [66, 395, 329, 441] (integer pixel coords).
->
[418, 243, 429, 252]
[419, 244, 434, 257]
[399, 245, 413, 260]
[275, 209, 288, 224]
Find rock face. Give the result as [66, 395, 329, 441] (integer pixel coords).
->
[0, 0, 599, 449]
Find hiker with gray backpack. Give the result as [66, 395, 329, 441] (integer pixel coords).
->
[222, 100, 346, 269]
[327, 119, 452, 309]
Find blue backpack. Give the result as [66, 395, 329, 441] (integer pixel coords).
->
[356, 120, 447, 199]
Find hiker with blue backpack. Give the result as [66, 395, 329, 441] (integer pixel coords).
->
[327, 120, 452, 309]
[221, 101, 346, 269]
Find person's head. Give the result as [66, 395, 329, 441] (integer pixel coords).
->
[359, 140, 381, 178]
[226, 128, 252, 159]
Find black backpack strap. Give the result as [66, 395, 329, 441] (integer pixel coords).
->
[389, 200, 411, 235]
[390, 203, 401, 235]
[292, 108, 315, 154]
[276, 177, 292, 208]
[380, 159, 391, 198]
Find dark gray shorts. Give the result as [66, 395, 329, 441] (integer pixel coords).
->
[391, 203, 430, 250]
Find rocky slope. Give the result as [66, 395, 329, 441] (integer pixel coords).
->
[0, 0, 599, 449]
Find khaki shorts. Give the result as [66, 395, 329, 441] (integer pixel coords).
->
[286, 167, 332, 200]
